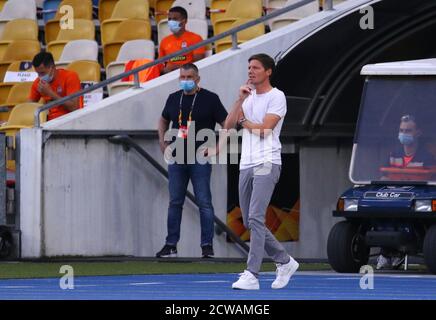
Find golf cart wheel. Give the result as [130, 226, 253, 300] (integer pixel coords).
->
[0, 226, 12, 259]
[423, 224, 436, 274]
[327, 221, 369, 273]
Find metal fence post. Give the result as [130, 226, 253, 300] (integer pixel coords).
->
[324, 0, 334, 11]
[231, 33, 239, 50]
[133, 73, 141, 89]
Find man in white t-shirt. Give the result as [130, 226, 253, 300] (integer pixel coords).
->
[222, 53, 299, 290]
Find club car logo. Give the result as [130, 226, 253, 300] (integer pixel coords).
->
[364, 192, 413, 199]
[376, 192, 400, 198]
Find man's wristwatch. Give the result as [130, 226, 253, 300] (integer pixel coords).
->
[238, 117, 247, 125]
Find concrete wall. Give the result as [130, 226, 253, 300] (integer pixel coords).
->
[20, 0, 374, 258]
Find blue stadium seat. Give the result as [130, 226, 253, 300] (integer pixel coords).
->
[43, 0, 61, 23]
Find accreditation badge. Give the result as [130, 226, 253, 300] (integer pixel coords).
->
[177, 121, 192, 139]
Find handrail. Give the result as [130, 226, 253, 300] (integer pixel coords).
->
[34, 0, 333, 127]
[108, 135, 250, 254]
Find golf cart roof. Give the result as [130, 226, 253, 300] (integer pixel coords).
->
[361, 59, 436, 76]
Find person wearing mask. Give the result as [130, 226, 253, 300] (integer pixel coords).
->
[377, 114, 434, 269]
[156, 63, 227, 258]
[28, 51, 83, 121]
[159, 6, 206, 74]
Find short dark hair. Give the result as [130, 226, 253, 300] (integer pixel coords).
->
[248, 53, 276, 75]
[180, 63, 199, 75]
[169, 6, 188, 20]
[32, 51, 55, 68]
[401, 114, 418, 127]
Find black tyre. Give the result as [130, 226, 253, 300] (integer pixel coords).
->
[423, 224, 436, 274]
[0, 226, 12, 259]
[327, 221, 369, 273]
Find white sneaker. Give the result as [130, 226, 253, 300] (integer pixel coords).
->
[376, 255, 392, 270]
[232, 270, 259, 290]
[271, 256, 299, 289]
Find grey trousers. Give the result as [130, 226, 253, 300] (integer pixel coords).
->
[239, 163, 290, 275]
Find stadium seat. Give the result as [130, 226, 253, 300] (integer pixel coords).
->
[0, 19, 38, 60]
[172, 0, 206, 20]
[0, 61, 36, 105]
[0, 102, 45, 171]
[47, 19, 96, 61]
[1, 102, 45, 128]
[3, 60, 36, 82]
[213, 0, 263, 36]
[103, 19, 152, 67]
[42, 0, 61, 22]
[209, 0, 230, 25]
[66, 60, 100, 83]
[0, 0, 37, 37]
[66, 60, 102, 107]
[106, 39, 155, 93]
[44, 0, 93, 45]
[0, 40, 41, 81]
[215, 18, 265, 53]
[158, 18, 208, 44]
[269, 0, 319, 31]
[56, 39, 99, 69]
[264, 0, 287, 12]
[0, 82, 34, 123]
[98, 0, 119, 23]
[100, 0, 150, 45]
[108, 82, 136, 96]
[154, 0, 174, 24]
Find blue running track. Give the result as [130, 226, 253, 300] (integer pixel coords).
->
[0, 271, 435, 300]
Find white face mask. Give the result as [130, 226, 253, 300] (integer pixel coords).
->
[168, 20, 182, 33]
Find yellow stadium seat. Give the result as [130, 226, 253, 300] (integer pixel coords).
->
[108, 82, 135, 96]
[154, 0, 174, 24]
[1, 102, 45, 128]
[0, 83, 16, 105]
[0, 102, 45, 171]
[47, 19, 95, 61]
[0, 82, 34, 123]
[0, 19, 38, 60]
[0, 61, 34, 104]
[103, 19, 152, 67]
[100, 0, 150, 45]
[66, 60, 101, 82]
[0, 40, 41, 81]
[213, 0, 263, 36]
[45, 0, 93, 45]
[98, 0, 120, 23]
[215, 18, 265, 53]
[210, 0, 230, 25]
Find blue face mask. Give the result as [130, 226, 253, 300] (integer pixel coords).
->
[168, 20, 182, 33]
[180, 80, 196, 92]
[40, 72, 53, 83]
[398, 133, 415, 145]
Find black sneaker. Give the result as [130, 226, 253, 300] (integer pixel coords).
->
[201, 245, 214, 258]
[156, 245, 177, 258]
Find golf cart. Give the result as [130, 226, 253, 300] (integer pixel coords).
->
[327, 59, 436, 274]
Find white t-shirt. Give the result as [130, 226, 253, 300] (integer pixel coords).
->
[240, 87, 287, 170]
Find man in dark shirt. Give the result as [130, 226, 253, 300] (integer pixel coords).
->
[378, 114, 435, 270]
[156, 63, 228, 258]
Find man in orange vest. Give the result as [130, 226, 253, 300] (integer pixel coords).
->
[159, 6, 206, 74]
[28, 51, 83, 121]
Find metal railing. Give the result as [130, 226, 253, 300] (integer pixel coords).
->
[34, 0, 335, 127]
[108, 135, 251, 253]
